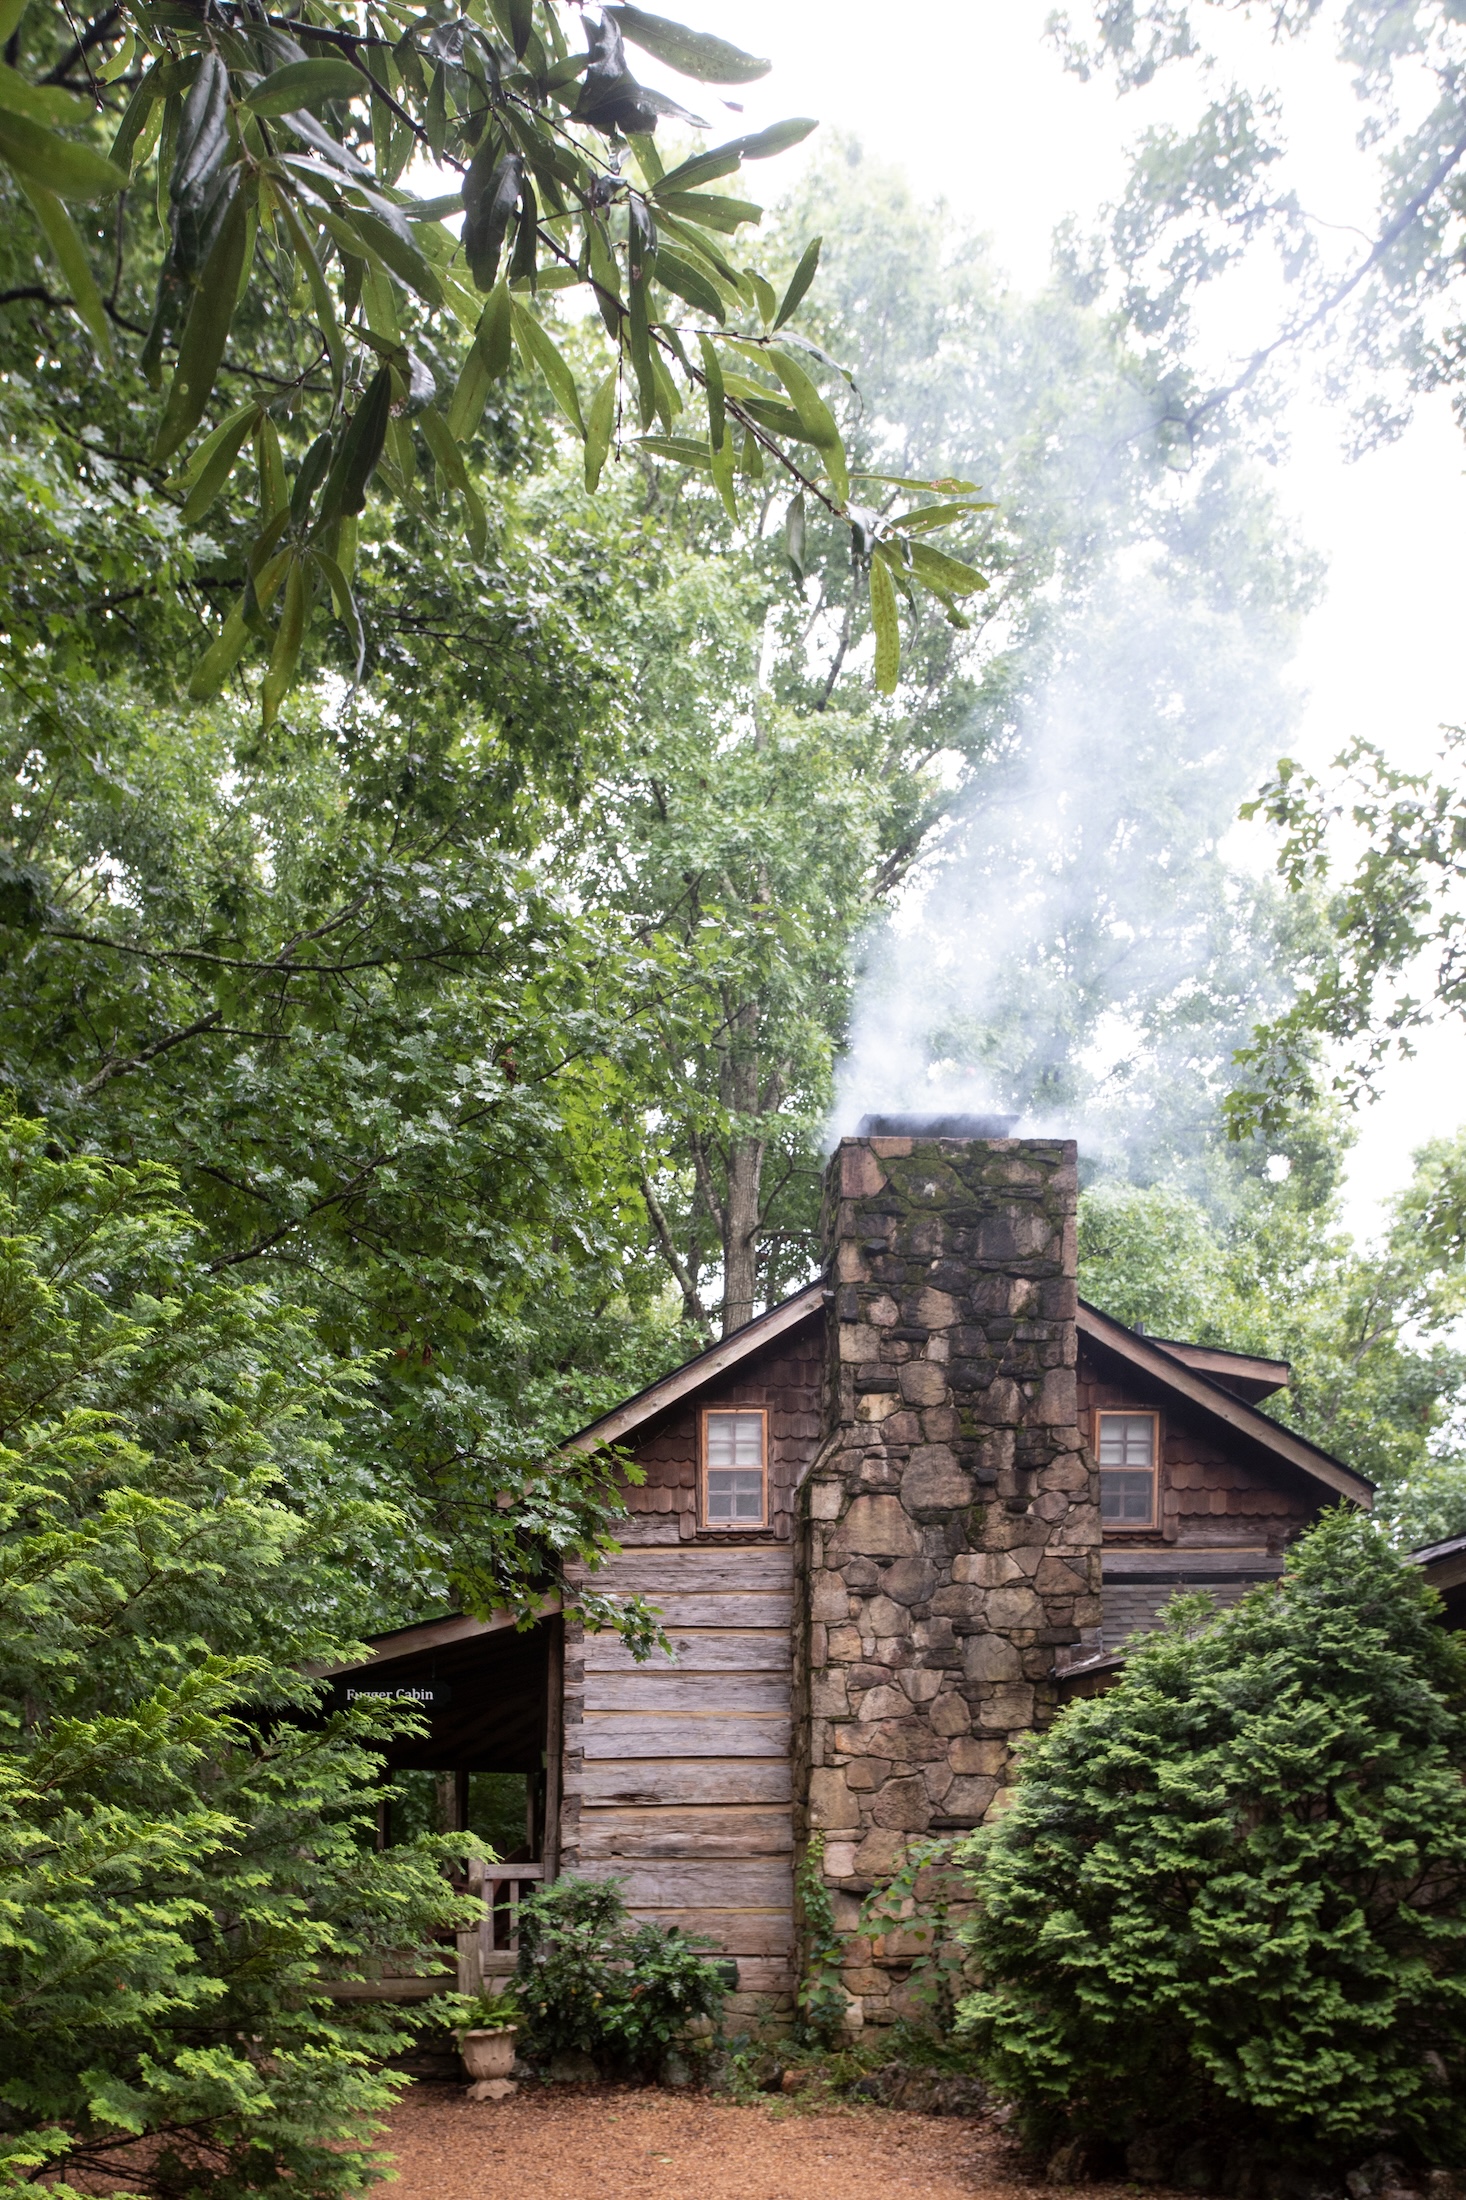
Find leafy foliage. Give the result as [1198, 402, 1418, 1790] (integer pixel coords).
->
[0, 0, 983, 720]
[603, 144, 1326, 1329]
[1078, 1166, 1466, 1545]
[1049, 0, 1466, 454]
[1230, 734, 1466, 1139]
[958, 1513, 1466, 2174]
[793, 1831, 848, 2044]
[513, 1872, 726, 2071]
[0, 1114, 469, 2199]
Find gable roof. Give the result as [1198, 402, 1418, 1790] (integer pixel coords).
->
[1078, 1300, 1373, 1507]
[561, 1279, 1372, 1510]
[1409, 1533, 1466, 1592]
[1135, 1337, 1289, 1402]
[565, 1281, 824, 1453]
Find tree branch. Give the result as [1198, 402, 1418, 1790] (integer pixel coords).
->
[79, 1009, 223, 1096]
[638, 1166, 709, 1331]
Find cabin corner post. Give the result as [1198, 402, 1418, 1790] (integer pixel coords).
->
[795, 1132, 1099, 2029]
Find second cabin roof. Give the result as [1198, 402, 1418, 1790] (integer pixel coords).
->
[565, 1284, 1374, 1511]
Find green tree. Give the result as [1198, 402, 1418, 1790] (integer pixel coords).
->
[1078, 1158, 1466, 1544]
[1228, 735, 1466, 1142]
[0, 660, 682, 1629]
[0, 0, 979, 724]
[574, 146, 1326, 1334]
[959, 1513, 1466, 2178]
[0, 1114, 472, 2198]
[1049, 1, 1466, 454]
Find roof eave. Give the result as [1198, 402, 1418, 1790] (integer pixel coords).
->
[1077, 1300, 1374, 1507]
[565, 1281, 826, 1455]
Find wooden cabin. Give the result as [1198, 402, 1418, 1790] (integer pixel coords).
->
[330, 1128, 1372, 2029]
[1410, 1533, 1466, 1628]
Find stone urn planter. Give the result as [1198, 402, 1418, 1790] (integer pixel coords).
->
[460, 2027, 517, 2080]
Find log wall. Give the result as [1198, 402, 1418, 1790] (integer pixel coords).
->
[559, 1545, 797, 2023]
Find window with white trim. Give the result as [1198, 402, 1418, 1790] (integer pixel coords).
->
[702, 1409, 767, 1527]
[1097, 1411, 1159, 1527]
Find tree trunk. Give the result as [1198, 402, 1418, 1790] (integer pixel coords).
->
[722, 1131, 764, 1334]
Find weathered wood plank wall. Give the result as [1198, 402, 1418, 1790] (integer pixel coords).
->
[560, 1545, 796, 2004]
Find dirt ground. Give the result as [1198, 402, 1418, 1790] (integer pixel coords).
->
[381, 2080, 1121, 2200]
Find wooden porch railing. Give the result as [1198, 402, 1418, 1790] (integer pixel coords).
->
[322, 1860, 545, 2002]
[457, 1860, 545, 1992]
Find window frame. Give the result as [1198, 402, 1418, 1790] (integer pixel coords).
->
[699, 1406, 770, 1532]
[1094, 1407, 1162, 1533]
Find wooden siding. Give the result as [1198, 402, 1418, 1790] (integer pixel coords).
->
[1080, 1345, 1319, 1653]
[614, 1320, 822, 1544]
[560, 1545, 796, 1998]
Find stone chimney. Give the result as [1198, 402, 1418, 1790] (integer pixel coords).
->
[795, 1129, 1100, 2023]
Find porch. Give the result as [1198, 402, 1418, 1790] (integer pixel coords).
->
[319, 1605, 562, 2002]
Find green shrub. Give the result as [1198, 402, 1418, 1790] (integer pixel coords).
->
[515, 1874, 727, 2074]
[441, 1986, 521, 2037]
[0, 1119, 470, 2199]
[958, 1512, 1466, 2175]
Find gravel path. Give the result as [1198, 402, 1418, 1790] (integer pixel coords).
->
[382, 2082, 1060, 2200]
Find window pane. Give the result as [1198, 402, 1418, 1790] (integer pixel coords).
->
[1098, 1414, 1155, 1468]
[1100, 1470, 1154, 1524]
[707, 1468, 764, 1521]
[707, 1412, 764, 1468]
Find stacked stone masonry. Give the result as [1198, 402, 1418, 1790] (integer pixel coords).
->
[796, 1134, 1102, 2026]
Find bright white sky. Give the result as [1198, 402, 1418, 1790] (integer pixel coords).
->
[632, 0, 1466, 1238]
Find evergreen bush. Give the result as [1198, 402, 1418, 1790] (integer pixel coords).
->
[958, 1513, 1466, 2179]
[0, 1116, 470, 2199]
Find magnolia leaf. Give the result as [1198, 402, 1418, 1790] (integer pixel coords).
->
[419, 403, 470, 495]
[459, 475, 487, 560]
[654, 246, 725, 322]
[510, 301, 585, 437]
[708, 423, 737, 522]
[905, 540, 990, 596]
[446, 281, 512, 440]
[462, 144, 523, 291]
[765, 346, 847, 500]
[741, 118, 817, 160]
[18, 181, 111, 358]
[176, 402, 259, 523]
[626, 274, 656, 432]
[261, 555, 309, 728]
[272, 195, 345, 393]
[607, 6, 770, 84]
[775, 236, 821, 329]
[188, 546, 290, 699]
[0, 108, 128, 200]
[785, 491, 807, 585]
[244, 59, 364, 117]
[255, 413, 288, 522]
[888, 500, 995, 534]
[0, 61, 86, 124]
[652, 190, 762, 234]
[853, 471, 983, 493]
[342, 204, 444, 306]
[585, 366, 617, 492]
[637, 434, 713, 470]
[316, 367, 393, 524]
[698, 331, 725, 449]
[869, 550, 900, 695]
[152, 185, 252, 464]
[311, 546, 366, 678]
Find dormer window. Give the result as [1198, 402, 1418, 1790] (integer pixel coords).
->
[1097, 1411, 1159, 1528]
[702, 1409, 768, 1528]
